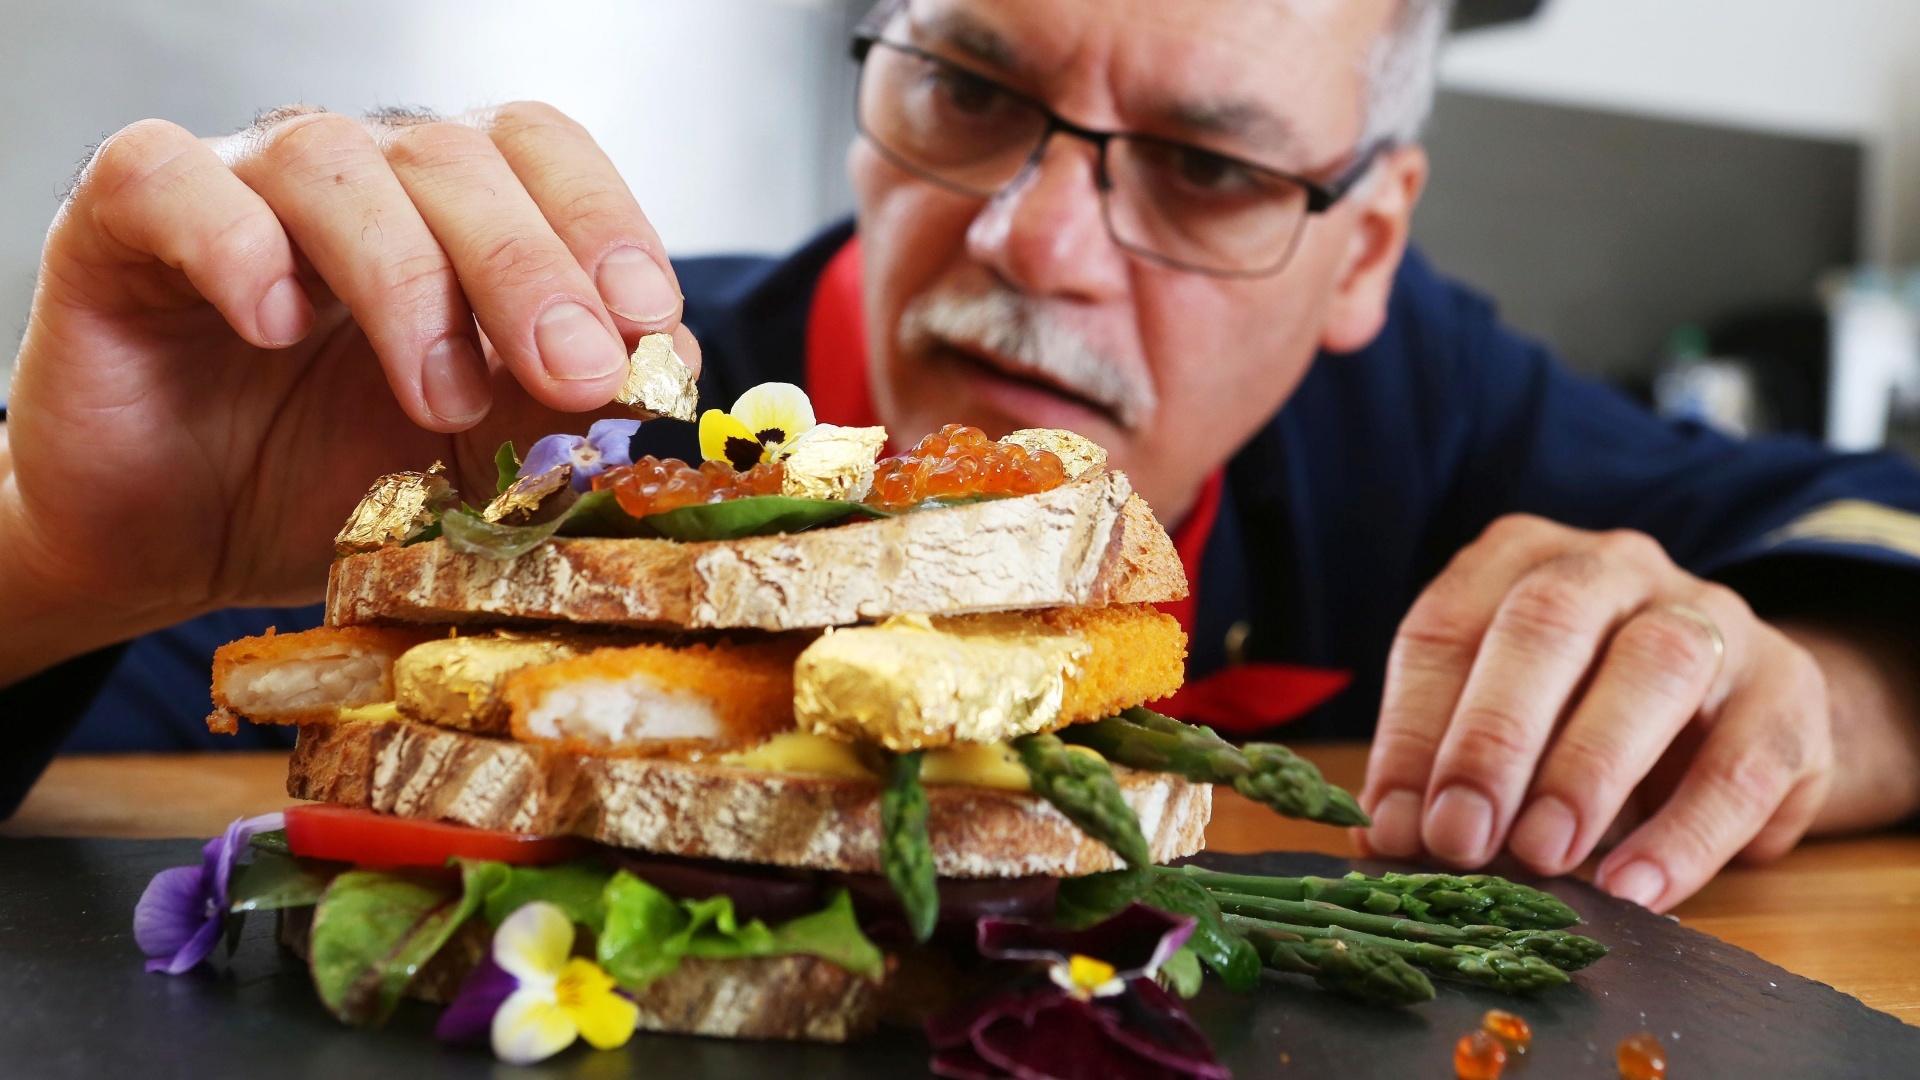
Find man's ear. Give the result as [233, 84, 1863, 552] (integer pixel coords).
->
[1319, 145, 1428, 354]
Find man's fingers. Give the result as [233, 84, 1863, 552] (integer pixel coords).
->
[1594, 639, 1832, 912]
[470, 102, 692, 371]
[373, 115, 629, 414]
[64, 119, 311, 349]
[1363, 514, 1574, 857]
[217, 110, 486, 431]
[1419, 538, 1668, 867]
[1509, 588, 1749, 874]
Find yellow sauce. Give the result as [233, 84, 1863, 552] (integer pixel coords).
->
[719, 731, 878, 780]
[922, 741, 1032, 791]
[337, 700, 402, 723]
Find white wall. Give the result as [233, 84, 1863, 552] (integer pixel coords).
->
[1441, 0, 1920, 262]
[0, 0, 857, 388]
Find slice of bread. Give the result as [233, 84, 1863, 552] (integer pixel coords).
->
[325, 474, 1185, 632]
[288, 718, 1210, 878]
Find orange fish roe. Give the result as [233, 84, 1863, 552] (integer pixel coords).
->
[1482, 1009, 1531, 1052]
[1617, 1032, 1668, 1080]
[1454, 1029, 1508, 1080]
[595, 455, 784, 518]
[865, 424, 1067, 511]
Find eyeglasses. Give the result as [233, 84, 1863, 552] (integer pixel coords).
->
[851, 32, 1381, 278]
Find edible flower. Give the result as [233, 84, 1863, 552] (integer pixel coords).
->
[926, 904, 1230, 1080]
[133, 811, 284, 974]
[521, 418, 642, 492]
[436, 901, 639, 1065]
[699, 382, 816, 470]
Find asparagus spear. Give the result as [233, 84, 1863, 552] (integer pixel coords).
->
[1208, 890, 1607, 970]
[1163, 865, 1581, 930]
[880, 750, 938, 942]
[1240, 925, 1435, 1006]
[1014, 733, 1153, 873]
[1222, 914, 1570, 994]
[1061, 708, 1370, 827]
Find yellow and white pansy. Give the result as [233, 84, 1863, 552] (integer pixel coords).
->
[699, 382, 817, 470]
[490, 901, 639, 1064]
[1049, 953, 1127, 1000]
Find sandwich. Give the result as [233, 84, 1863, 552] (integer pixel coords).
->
[138, 352, 1599, 1073]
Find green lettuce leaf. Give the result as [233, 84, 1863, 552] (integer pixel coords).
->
[640, 495, 883, 542]
[596, 871, 883, 990]
[494, 441, 520, 494]
[307, 870, 474, 1027]
[248, 829, 292, 857]
[228, 849, 341, 913]
[470, 859, 612, 930]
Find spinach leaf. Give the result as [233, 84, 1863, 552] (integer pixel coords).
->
[248, 829, 291, 857]
[307, 870, 471, 1027]
[552, 489, 654, 540]
[228, 849, 341, 913]
[640, 495, 882, 542]
[494, 441, 520, 495]
[440, 506, 570, 559]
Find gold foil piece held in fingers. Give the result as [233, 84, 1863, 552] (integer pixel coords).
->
[616, 332, 699, 421]
[1000, 429, 1107, 480]
[333, 466, 454, 555]
[779, 424, 889, 502]
[793, 613, 1091, 751]
[393, 633, 585, 735]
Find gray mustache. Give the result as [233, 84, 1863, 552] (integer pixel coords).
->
[896, 287, 1157, 429]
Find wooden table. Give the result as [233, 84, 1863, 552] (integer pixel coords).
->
[6, 743, 1916, 1025]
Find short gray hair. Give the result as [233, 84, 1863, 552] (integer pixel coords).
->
[1363, 0, 1454, 148]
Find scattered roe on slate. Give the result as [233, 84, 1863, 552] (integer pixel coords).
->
[1617, 1031, 1669, 1080]
[1454, 1029, 1509, 1080]
[1482, 1009, 1531, 1052]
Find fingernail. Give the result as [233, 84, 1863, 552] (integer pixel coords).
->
[1511, 795, 1579, 871]
[1605, 859, 1667, 909]
[1423, 785, 1495, 866]
[255, 276, 312, 346]
[421, 336, 490, 425]
[535, 301, 625, 381]
[595, 247, 680, 325]
[1366, 790, 1423, 857]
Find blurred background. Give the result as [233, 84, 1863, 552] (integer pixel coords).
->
[3, 0, 1919, 455]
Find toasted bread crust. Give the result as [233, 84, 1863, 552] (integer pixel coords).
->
[325, 472, 1186, 631]
[289, 719, 1210, 877]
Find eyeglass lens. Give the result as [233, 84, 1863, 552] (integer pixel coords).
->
[858, 40, 1314, 276]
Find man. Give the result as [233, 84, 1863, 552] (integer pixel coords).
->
[3, 0, 1918, 913]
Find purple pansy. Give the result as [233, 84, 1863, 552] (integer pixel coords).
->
[133, 811, 284, 974]
[521, 419, 642, 492]
[434, 953, 518, 1044]
[927, 905, 1230, 1080]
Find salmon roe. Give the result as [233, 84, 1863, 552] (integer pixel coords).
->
[864, 424, 1068, 511]
[1454, 1029, 1508, 1080]
[1482, 1009, 1531, 1052]
[1617, 1032, 1668, 1080]
[594, 455, 784, 517]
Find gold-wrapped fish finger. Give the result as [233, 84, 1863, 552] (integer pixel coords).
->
[393, 633, 588, 735]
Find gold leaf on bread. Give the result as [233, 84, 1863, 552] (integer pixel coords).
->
[616, 332, 699, 421]
[779, 424, 888, 502]
[333, 464, 453, 555]
[481, 464, 573, 525]
[999, 429, 1107, 480]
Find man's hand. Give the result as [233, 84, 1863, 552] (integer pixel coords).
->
[1, 104, 698, 685]
[1358, 514, 1842, 912]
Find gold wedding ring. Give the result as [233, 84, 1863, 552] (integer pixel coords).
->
[1661, 603, 1726, 676]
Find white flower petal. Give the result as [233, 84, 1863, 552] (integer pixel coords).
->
[491, 986, 578, 1065]
[492, 901, 574, 984]
[730, 382, 816, 454]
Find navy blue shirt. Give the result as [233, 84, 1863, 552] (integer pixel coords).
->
[16, 220, 1920, 808]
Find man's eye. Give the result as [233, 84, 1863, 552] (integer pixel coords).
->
[1170, 148, 1258, 193]
[934, 69, 1005, 116]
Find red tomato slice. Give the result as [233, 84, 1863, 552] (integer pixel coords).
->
[283, 804, 585, 868]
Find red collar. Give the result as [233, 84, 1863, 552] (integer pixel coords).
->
[802, 235, 1347, 732]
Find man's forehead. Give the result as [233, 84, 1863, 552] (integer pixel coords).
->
[903, 0, 1394, 159]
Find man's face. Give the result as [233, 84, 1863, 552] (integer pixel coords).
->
[850, 0, 1410, 519]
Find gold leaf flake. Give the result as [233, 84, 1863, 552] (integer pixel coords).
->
[616, 332, 699, 421]
[333, 469, 454, 555]
[779, 424, 888, 502]
[1000, 429, 1107, 480]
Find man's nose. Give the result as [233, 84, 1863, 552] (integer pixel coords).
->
[964, 134, 1130, 303]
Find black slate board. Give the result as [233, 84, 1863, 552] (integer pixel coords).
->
[1, 838, 1914, 1079]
